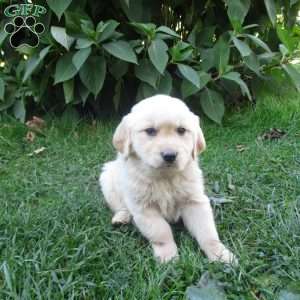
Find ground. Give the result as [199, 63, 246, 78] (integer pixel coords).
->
[0, 82, 299, 299]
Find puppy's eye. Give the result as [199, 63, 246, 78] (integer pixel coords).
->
[145, 127, 157, 136]
[177, 127, 186, 135]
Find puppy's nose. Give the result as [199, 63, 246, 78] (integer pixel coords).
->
[161, 151, 177, 163]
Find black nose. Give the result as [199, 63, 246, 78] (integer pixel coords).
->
[161, 151, 177, 163]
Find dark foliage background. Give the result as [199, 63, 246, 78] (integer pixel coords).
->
[0, 0, 299, 123]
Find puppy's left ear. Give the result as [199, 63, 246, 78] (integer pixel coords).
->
[192, 116, 206, 159]
[113, 115, 132, 157]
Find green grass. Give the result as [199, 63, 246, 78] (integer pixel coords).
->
[0, 87, 300, 299]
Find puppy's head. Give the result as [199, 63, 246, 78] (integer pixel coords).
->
[113, 95, 206, 171]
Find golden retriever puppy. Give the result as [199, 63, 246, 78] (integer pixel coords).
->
[100, 95, 236, 264]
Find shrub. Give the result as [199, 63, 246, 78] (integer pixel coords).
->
[0, 0, 299, 123]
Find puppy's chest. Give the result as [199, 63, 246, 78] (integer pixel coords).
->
[137, 177, 188, 222]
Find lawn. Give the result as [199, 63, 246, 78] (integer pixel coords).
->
[0, 82, 300, 299]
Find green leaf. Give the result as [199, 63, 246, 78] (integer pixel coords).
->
[290, 0, 299, 5]
[181, 71, 211, 98]
[198, 26, 215, 47]
[244, 53, 261, 75]
[282, 64, 300, 91]
[50, 26, 75, 50]
[63, 79, 74, 104]
[187, 20, 202, 48]
[157, 71, 172, 95]
[76, 38, 93, 49]
[23, 46, 51, 82]
[258, 52, 277, 63]
[78, 82, 89, 105]
[80, 19, 95, 38]
[120, 1, 152, 23]
[113, 80, 122, 111]
[46, 0, 72, 20]
[13, 100, 26, 122]
[79, 56, 106, 96]
[109, 60, 128, 80]
[181, 80, 199, 99]
[72, 47, 91, 71]
[136, 82, 156, 101]
[64, 11, 93, 38]
[148, 39, 168, 74]
[169, 41, 194, 62]
[97, 20, 120, 43]
[178, 64, 200, 88]
[130, 22, 156, 36]
[222, 72, 252, 100]
[135, 59, 159, 88]
[103, 40, 137, 64]
[214, 36, 230, 74]
[264, 0, 277, 26]
[226, 0, 251, 31]
[200, 89, 225, 124]
[0, 86, 16, 111]
[232, 36, 252, 57]
[156, 26, 180, 38]
[0, 29, 8, 47]
[200, 48, 215, 71]
[279, 44, 289, 57]
[276, 25, 298, 53]
[0, 78, 5, 101]
[54, 53, 78, 84]
[242, 34, 272, 53]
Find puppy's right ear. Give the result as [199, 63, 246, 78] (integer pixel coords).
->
[113, 115, 131, 157]
[192, 116, 206, 160]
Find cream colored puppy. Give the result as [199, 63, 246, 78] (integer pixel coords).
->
[100, 95, 236, 264]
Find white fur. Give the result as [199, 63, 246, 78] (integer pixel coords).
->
[99, 95, 236, 264]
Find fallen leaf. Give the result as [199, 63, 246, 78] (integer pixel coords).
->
[186, 272, 227, 300]
[25, 131, 36, 143]
[26, 116, 46, 132]
[267, 203, 275, 217]
[212, 181, 220, 194]
[236, 144, 248, 152]
[28, 147, 46, 157]
[227, 174, 235, 191]
[210, 196, 233, 205]
[259, 128, 286, 140]
[279, 290, 300, 300]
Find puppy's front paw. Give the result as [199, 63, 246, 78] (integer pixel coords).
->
[152, 242, 178, 263]
[206, 242, 238, 265]
[111, 210, 131, 225]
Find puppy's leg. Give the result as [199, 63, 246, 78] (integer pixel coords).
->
[181, 197, 236, 264]
[99, 162, 131, 225]
[133, 210, 178, 263]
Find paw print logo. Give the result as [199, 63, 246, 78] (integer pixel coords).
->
[4, 16, 45, 48]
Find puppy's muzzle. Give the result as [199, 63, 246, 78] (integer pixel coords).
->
[161, 150, 177, 163]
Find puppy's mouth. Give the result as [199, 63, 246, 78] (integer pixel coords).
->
[145, 159, 179, 170]
[162, 161, 177, 168]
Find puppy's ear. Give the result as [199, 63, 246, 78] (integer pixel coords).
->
[192, 116, 206, 159]
[113, 115, 132, 157]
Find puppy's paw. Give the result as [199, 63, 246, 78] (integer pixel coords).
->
[111, 210, 131, 225]
[206, 242, 238, 265]
[152, 242, 178, 263]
